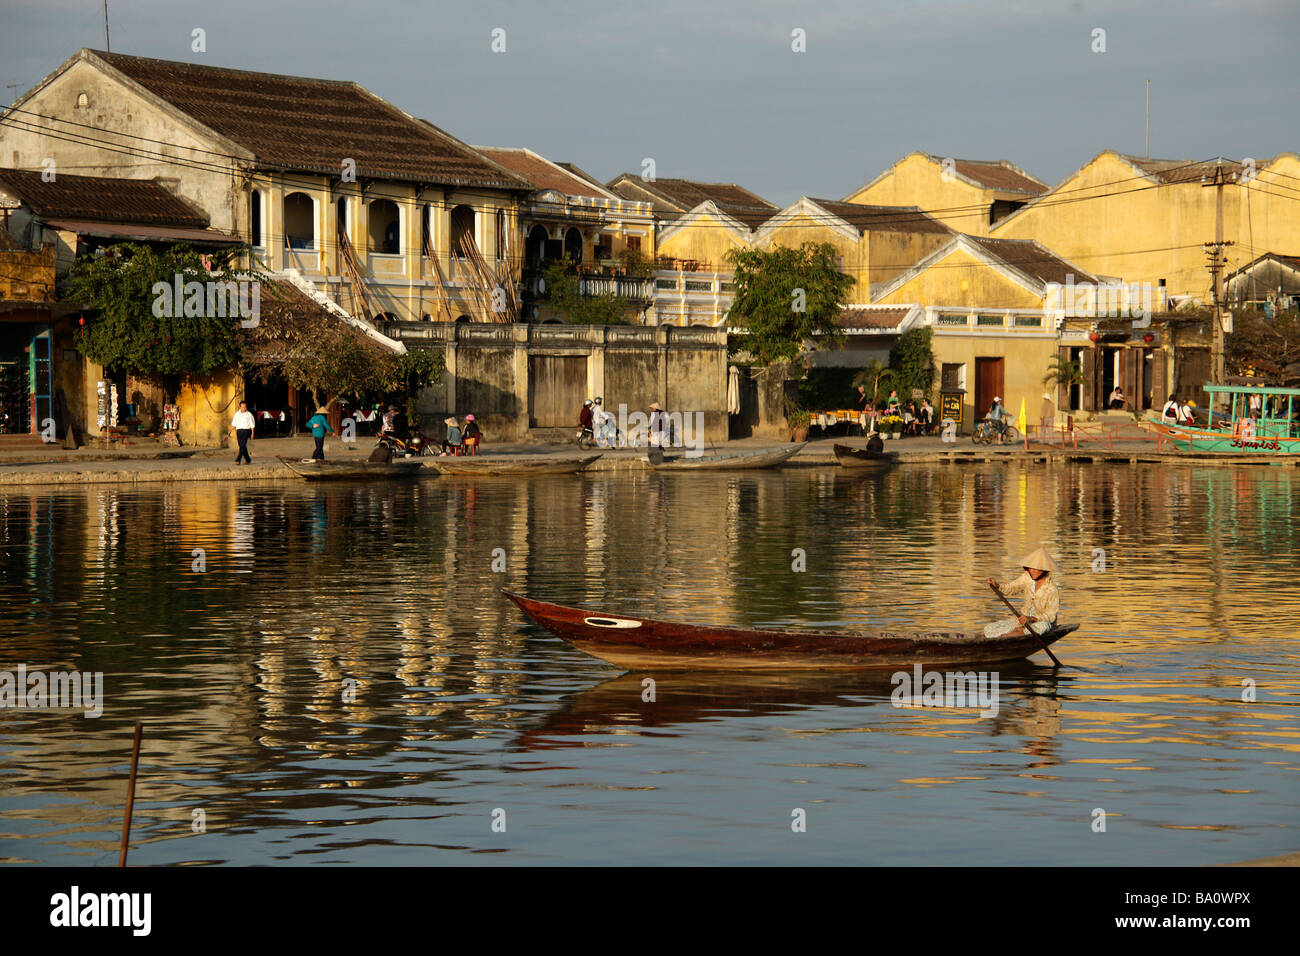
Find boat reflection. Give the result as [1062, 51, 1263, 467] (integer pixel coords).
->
[518, 663, 1071, 751]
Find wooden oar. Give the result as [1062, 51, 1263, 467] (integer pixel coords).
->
[989, 582, 1063, 668]
[118, 721, 143, 867]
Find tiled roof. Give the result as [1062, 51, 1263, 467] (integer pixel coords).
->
[969, 236, 1094, 287]
[944, 158, 1047, 194]
[1119, 155, 1262, 185]
[91, 50, 528, 190]
[612, 176, 778, 228]
[810, 200, 952, 235]
[0, 167, 210, 226]
[553, 162, 608, 191]
[474, 147, 612, 200]
[835, 306, 912, 329]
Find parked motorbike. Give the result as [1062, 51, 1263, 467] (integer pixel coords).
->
[574, 427, 594, 449]
[378, 429, 431, 457]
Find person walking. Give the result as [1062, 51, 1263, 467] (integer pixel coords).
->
[231, 400, 256, 464]
[306, 406, 334, 460]
[648, 402, 668, 447]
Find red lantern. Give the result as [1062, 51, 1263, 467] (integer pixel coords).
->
[1088, 331, 1101, 343]
[78, 315, 85, 326]
[1143, 333, 1154, 343]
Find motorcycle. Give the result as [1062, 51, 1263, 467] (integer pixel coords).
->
[574, 426, 595, 450]
[378, 429, 432, 457]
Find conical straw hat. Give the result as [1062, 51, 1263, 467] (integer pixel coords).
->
[1019, 547, 1062, 574]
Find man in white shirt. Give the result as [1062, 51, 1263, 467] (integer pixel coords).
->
[231, 400, 256, 464]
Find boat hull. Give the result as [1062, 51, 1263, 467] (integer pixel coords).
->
[277, 456, 424, 480]
[1148, 421, 1300, 454]
[427, 454, 601, 475]
[833, 443, 899, 470]
[504, 591, 1077, 670]
[645, 442, 807, 471]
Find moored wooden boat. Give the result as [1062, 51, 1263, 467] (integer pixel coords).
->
[427, 454, 602, 476]
[503, 591, 1078, 670]
[1147, 383, 1300, 455]
[644, 442, 806, 471]
[278, 456, 424, 480]
[833, 443, 900, 470]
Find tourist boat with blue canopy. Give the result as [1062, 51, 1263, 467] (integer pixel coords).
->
[1149, 384, 1300, 454]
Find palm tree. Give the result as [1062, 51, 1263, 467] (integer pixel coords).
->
[854, 360, 898, 405]
[1043, 354, 1084, 390]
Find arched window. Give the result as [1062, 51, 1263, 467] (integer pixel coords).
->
[336, 196, 348, 237]
[526, 224, 548, 266]
[284, 192, 315, 249]
[450, 205, 475, 258]
[455, 314, 471, 323]
[369, 199, 400, 254]
[564, 227, 582, 264]
[495, 209, 507, 259]
[249, 190, 262, 247]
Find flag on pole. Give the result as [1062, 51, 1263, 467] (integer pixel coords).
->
[1016, 396, 1027, 436]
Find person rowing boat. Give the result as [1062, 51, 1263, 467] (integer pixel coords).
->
[985, 547, 1061, 638]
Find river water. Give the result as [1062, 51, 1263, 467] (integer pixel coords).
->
[1, 462, 1296, 865]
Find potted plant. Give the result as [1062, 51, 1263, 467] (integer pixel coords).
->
[788, 408, 811, 442]
[880, 413, 903, 439]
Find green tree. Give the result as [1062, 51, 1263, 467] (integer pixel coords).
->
[888, 327, 934, 399]
[540, 259, 630, 325]
[725, 242, 854, 365]
[61, 243, 253, 375]
[243, 288, 443, 409]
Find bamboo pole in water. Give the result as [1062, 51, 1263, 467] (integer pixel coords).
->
[118, 721, 143, 867]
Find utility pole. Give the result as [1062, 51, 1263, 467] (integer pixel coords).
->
[1145, 80, 1150, 158]
[104, 0, 111, 52]
[1202, 158, 1235, 416]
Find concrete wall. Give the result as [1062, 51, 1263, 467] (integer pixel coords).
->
[395, 321, 728, 442]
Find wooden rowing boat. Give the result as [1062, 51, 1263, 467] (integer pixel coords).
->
[833, 443, 900, 471]
[504, 591, 1078, 670]
[277, 456, 424, 480]
[427, 454, 602, 476]
[644, 442, 806, 471]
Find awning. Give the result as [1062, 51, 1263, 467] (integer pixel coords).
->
[44, 219, 242, 246]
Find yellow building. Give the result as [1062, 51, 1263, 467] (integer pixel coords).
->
[607, 176, 778, 327]
[476, 147, 657, 323]
[755, 198, 953, 303]
[0, 49, 532, 328]
[873, 235, 1101, 432]
[991, 151, 1300, 297]
[844, 152, 1048, 236]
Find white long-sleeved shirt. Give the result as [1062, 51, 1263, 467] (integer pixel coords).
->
[231, 410, 256, 430]
[998, 572, 1060, 624]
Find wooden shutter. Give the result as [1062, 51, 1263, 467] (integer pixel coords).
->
[1123, 348, 1139, 405]
[1151, 349, 1166, 409]
[1082, 348, 1096, 411]
[1057, 346, 1071, 411]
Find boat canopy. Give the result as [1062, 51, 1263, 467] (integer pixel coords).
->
[1202, 384, 1299, 439]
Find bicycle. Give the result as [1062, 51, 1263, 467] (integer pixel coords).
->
[973, 420, 1020, 445]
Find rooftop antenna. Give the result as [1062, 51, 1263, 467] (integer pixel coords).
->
[1145, 79, 1150, 159]
[104, 0, 111, 52]
[5, 82, 22, 106]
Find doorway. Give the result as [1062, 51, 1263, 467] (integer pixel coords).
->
[529, 355, 587, 427]
[974, 357, 1004, 421]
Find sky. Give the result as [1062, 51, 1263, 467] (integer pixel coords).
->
[2, 0, 1297, 206]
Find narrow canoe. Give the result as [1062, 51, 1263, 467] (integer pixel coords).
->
[278, 456, 424, 480]
[503, 591, 1078, 670]
[644, 442, 807, 471]
[833, 443, 900, 470]
[427, 454, 602, 476]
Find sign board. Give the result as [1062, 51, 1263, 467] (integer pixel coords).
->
[911, 388, 924, 401]
[940, 392, 963, 425]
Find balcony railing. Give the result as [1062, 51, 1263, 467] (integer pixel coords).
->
[523, 266, 654, 303]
